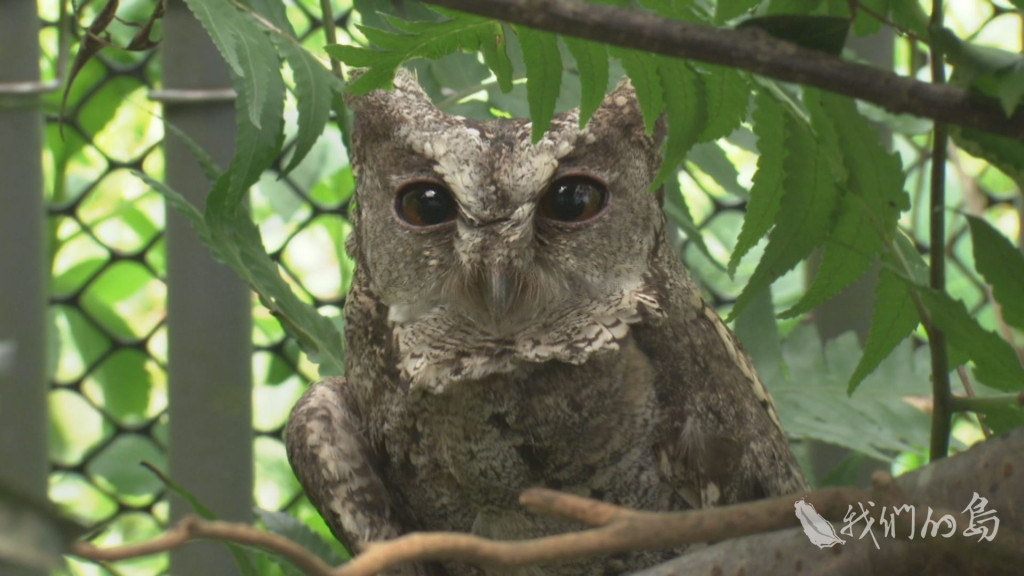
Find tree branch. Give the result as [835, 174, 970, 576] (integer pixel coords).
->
[335, 486, 874, 575]
[67, 426, 1024, 576]
[420, 0, 1024, 141]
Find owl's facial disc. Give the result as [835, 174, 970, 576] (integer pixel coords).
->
[450, 208, 543, 331]
[470, 176, 610, 324]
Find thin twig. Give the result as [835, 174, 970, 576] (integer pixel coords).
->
[956, 365, 992, 438]
[69, 515, 336, 576]
[927, 0, 952, 462]
[419, 0, 1024, 140]
[227, 0, 295, 40]
[950, 390, 1024, 413]
[319, 0, 343, 79]
[850, 0, 926, 44]
[319, 0, 352, 152]
[436, 74, 524, 110]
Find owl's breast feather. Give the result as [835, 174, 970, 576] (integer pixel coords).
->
[390, 284, 665, 393]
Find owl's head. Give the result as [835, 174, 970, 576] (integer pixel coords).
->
[347, 69, 666, 359]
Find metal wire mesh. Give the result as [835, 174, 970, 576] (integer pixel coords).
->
[43, 4, 171, 570]
[41, 2, 355, 573]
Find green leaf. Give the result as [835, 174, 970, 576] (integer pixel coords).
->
[728, 95, 842, 321]
[697, 65, 750, 142]
[162, 120, 225, 184]
[216, 197, 347, 375]
[918, 290, 1024, 392]
[967, 382, 1024, 435]
[185, 0, 286, 212]
[782, 90, 907, 318]
[135, 172, 212, 248]
[890, 222, 930, 286]
[477, 22, 514, 93]
[937, 28, 1024, 117]
[738, 15, 851, 56]
[734, 285, 784, 387]
[686, 142, 748, 200]
[763, 326, 931, 461]
[663, 173, 721, 269]
[951, 128, 1024, 189]
[256, 509, 349, 566]
[652, 59, 706, 189]
[212, 76, 285, 215]
[980, 405, 1024, 436]
[967, 216, 1024, 330]
[516, 26, 562, 142]
[848, 264, 920, 393]
[276, 38, 344, 176]
[820, 453, 873, 487]
[715, 0, 761, 23]
[765, 0, 824, 14]
[852, 0, 888, 37]
[615, 47, 663, 135]
[185, 0, 283, 130]
[730, 92, 786, 275]
[332, 10, 508, 95]
[142, 463, 259, 576]
[889, 0, 929, 38]
[225, 97, 285, 210]
[247, 0, 294, 33]
[140, 173, 346, 376]
[563, 36, 609, 128]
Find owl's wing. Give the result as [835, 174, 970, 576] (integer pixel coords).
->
[286, 379, 440, 575]
[637, 258, 808, 509]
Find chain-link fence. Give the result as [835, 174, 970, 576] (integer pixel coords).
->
[34, 1, 355, 573]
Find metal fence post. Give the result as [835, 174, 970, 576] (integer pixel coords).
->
[0, 3, 49, 575]
[160, 2, 252, 574]
[0, 0, 50, 504]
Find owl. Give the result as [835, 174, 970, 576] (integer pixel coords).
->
[286, 68, 807, 576]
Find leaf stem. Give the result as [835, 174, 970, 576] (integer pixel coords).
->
[435, 74, 525, 110]
[950, 392, 1024, 414]
[320, 0, 352, 151]
[955, 365, 991, 439]
[927, 0, 952, 462]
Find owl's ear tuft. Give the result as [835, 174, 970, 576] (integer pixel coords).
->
[345, 68, 436, 116]
[589, 78, 666, 148]
[347, 68, 440, 153]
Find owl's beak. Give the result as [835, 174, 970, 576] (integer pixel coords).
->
[485, 267, 517, 317]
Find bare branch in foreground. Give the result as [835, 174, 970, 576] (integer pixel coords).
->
[70, 516, 336, 576]
[67, 487, 872, 576]
[335, 486, 876, 576]
[68, 427, 1024, 575]
[420, 0, 1024, 141]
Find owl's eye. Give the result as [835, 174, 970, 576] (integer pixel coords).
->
[538, 176, 608, 223]
[395, 182, 457, 227]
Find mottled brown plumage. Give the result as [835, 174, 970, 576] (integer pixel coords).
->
[286, 69, 807, 575]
